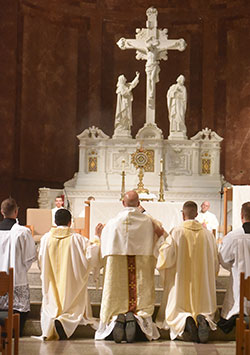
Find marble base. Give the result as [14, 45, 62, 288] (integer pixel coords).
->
[168, 131, 187, 140]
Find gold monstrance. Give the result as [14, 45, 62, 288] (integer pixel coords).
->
[131, 146, 151, 194]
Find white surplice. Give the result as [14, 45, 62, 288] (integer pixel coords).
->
[39, 227, 100, 340]
[219, 227, 250, 319]
[95, 207, 163, 341]
[156, 220, 219, 340]
[196, 210, 219, 233]
[0, 223, 37, 311]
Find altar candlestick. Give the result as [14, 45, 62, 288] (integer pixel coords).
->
[120, 160, 126, 200]
[122, 159, 125, 172]
[158, 159, 165, 202]
[160, 159, 163, 173]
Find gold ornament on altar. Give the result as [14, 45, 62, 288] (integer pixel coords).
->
[131, 146, 151, 194]
[120, 159, 126, 201]
[158, 158, 165, 202]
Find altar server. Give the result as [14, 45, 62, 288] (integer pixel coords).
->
[196, 200, 219, 234]
[0, 197, 37, 335]
[95, 190, 164, 343]
[51, 195, 64, 226]
[156, 201, 219, 343]
[39, 208, 100, 340]
[218, 202, 250, 333]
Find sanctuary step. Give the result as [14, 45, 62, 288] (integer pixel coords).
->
[24, 263, 235, 341]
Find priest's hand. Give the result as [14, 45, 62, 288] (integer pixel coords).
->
[138, 204, 146, 213]
[153, 222, 165, 238]
[95, 223, 104, 237]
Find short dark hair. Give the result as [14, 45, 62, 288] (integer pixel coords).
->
[182, 201, 198, 219]
[241, 202, 250, 221]
[55, 209, 71, 226]
[1, 197, 18, 217]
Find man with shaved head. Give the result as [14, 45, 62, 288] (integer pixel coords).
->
[156, 201, 219, 343]
[95, 190, 164, 343]
[196, 200, 219, 235]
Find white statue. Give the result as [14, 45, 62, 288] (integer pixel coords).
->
[114, 72, 140, 136]
[167, 74, 187, 135]
[117, 7, 186, 126]
[145, 45, 160, 99]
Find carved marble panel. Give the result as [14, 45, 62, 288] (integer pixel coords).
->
[166, 144, 192, 175]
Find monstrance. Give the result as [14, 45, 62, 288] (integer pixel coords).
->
[131, 146, 151, 194]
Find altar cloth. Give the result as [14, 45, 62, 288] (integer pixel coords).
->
[89, 200, 183, 239]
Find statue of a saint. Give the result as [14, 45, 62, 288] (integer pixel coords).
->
[114, 72, 140, 136]
[167, 75, 187, 134]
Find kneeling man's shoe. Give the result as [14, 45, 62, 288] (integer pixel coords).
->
[125, 311, 137, 343]
[197, 314, 210, 343]
[185, 316, 199, 343]
[54, 319, 67, 340]
[113, 314, 126, 343]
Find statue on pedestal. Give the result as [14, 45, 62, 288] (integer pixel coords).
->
[113, 72, 140, 138]
[167, 75, 187, 139]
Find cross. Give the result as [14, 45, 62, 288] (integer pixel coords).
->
[117, 7, 186, 126]
[123, 217, 132, 233]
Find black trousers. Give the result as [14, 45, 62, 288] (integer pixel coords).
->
[14, 310, 29, 337]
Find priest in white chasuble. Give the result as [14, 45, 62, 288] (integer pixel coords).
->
[0, 197, 37, 336]
[39, 208, 101, 340]
[156, 201, 219, 343]
[95, 191, 164, 343]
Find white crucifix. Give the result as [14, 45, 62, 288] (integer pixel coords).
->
[117, 7, 186, 126]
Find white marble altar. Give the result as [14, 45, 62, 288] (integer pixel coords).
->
[38, 125, 224, 219]
[38, 7, 224, 224]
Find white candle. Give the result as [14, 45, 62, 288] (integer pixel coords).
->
[160, 159, 163, 173]
[122, 159, 125, 172]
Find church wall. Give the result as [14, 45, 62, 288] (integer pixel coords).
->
[1, 0, 250, 223]
[0, 0, 19, 209]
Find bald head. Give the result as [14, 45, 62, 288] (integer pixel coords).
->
[182, 201, 198, 220]
[123, 191, 139, 208]
[201, 201, 210, 213]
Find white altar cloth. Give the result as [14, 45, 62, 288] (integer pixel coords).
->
[89, 201, 183, 239]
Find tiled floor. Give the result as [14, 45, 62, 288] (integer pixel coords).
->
[20, 338, 236, 355]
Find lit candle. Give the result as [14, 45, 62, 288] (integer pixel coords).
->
[122, 159, 125, 172]
[160, 159, 163, 173]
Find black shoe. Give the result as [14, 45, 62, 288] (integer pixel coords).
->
[54, 319, 67, 340]
[125, 312, 137, 343]
[197, 314, 210, 343]
[113, 314, 126, 343]
[185, 316, 199, 343]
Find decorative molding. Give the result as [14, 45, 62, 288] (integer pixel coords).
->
[191, 127, 223, 142]
[78, 126, 110, 140]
